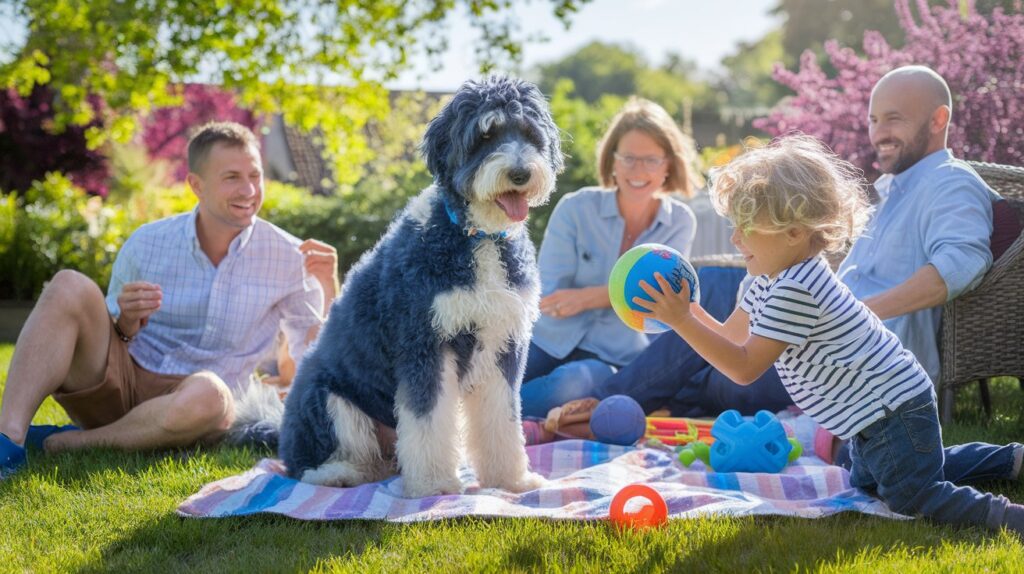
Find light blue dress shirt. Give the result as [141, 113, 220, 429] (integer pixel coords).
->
[838, 149, 997, 382]
[531, 187, 696, 366]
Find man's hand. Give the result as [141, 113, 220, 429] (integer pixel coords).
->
[300, 239, 340, 308]
[115, 281, 162, 337]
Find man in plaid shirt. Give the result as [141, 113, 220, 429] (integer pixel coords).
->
[1, 122, 334, 476]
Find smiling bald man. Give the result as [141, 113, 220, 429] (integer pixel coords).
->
[838, 65, 1001, 387]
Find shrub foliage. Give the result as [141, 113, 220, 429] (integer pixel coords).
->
[0, 173, 130, 299]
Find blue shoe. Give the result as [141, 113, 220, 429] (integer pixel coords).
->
[1, 433, 27, 478]
[25, 424, 79, 451]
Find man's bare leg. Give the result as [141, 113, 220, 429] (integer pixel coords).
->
[0, 271, 112, 445]
[44, 372, 235, 452]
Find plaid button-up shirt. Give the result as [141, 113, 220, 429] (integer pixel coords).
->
[106, 209, 323, 390]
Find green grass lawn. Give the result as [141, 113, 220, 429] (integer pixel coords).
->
[1, 342, 1022, 573]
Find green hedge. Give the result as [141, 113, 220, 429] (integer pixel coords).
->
[0, 173, 133, 300]
[263, 193, 397, 276]
[0, 175, 401, 299]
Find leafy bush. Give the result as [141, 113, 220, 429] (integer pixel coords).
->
[0, 174, 389, 299]
[262, 192, 397, 277]
[0, 173, 133, 299]
[699, 139, 767, 172]
[756, 0, 1024, 180]
[105, 140, 174, 202]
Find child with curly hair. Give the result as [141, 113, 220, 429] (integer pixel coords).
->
[635, 135, 1024, 536]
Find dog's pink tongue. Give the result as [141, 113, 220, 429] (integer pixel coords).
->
[495, 192, 529, 222]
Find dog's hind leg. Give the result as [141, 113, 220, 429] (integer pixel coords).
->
[463, 344, 545, 493]
[394, 353, 464, 498]
[299, 395, 391, 487]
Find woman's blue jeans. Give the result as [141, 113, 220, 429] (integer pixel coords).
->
[520, 266, 793, 418]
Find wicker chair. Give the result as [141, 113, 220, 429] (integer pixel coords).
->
[938, 161, 1024, 424]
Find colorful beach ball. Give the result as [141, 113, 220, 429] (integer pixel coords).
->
[609, 243, 699, 334]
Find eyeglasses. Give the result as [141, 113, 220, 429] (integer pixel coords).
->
[614, 152, 667, 172]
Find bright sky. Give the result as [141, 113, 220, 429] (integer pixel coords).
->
[389, 0, 782, 91]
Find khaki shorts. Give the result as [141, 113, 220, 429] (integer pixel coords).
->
[53, 322, 187, 429]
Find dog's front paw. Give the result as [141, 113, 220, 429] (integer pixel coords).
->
[401, 476, 463, 499]
[492, 470, 546, 493]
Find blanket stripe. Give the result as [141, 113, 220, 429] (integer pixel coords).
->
[177, 440, 903, 522]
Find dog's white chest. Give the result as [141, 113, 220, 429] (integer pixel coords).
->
[430, 242, 538, 347]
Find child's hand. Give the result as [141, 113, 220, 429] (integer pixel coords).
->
[632, 272, 692, 327]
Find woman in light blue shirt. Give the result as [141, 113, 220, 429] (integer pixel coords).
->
[521, 97, 700, 417]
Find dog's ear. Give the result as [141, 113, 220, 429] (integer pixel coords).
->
[422, 81, 483, 185]
[545, 118, 566, 175]
[421, 105, 452, 183]
[523, 82, 565, 175]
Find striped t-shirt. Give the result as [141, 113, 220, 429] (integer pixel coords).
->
[739, 256, 933, 439]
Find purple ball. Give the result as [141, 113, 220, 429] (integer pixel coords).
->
[590, 395, 646, 446]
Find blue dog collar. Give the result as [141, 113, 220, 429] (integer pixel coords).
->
[443, 198, 509, 242]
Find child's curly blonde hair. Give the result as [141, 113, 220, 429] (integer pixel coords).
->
[709, 135, 872, 254]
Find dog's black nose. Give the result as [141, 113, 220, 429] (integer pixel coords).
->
[509, 167, 531, 186]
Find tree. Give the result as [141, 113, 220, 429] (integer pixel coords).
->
[772, 0, 908, 65]
[772, 0, 1022, 68]
[717, 30, 788, 111]
[348, 91, 443, 215]
[0, 86, 109, 195]
[635, 55, 715, 120]
[535, 42, 713, 120]
[0, 0, 587, 191]
[141, 84, 258, 182]
[535, 42, 647, 103]
[756, 0, 1024, 181]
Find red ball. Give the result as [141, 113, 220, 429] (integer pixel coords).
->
[609, 483, 668, 529]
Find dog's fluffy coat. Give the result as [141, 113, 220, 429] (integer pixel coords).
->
[277, 77, 563, 497]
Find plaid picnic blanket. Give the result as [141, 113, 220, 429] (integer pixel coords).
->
[177, 439, 904, 522]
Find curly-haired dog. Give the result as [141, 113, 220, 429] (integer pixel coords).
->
[277, 77, 563, 497]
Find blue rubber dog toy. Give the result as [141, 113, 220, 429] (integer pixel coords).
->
[589, 395, 646, 446]
[678, 410, 802, 473]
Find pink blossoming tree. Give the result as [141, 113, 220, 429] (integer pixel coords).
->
[141, 84, 258, 182]
[755, 0, 1024, 181]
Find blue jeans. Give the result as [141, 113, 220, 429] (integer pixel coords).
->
[849, 389, 1021, 529]
[520, 266, 793, 418]
[520, 344, 617, 418]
